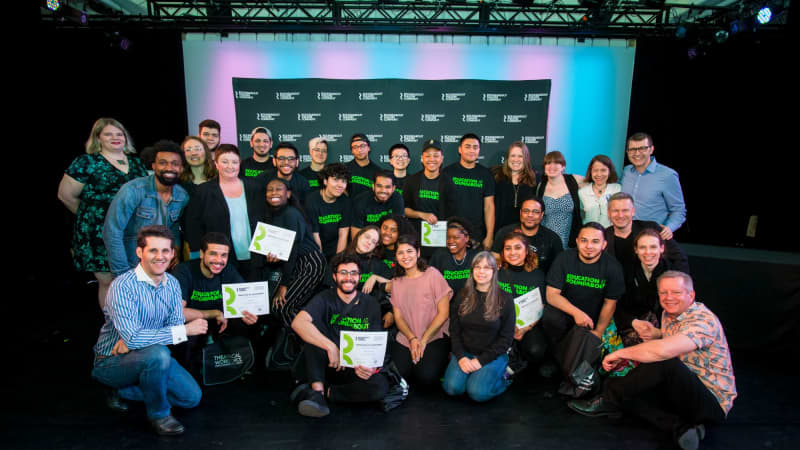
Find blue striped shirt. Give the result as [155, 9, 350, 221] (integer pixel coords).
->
[621, 157, 687, 232]
[94, 264, 187, 356]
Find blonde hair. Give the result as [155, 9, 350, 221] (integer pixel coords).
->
[85, 118, 136, 155]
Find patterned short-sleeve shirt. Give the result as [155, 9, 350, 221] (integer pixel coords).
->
[662, 302, 737, 414]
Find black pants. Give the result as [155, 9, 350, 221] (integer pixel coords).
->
[390, 337, 450, 389]
[517, 325, 548, 364]
[300, 345, 390, 403]
[541, 304, 576, 345]
[604, 358, 726, 435]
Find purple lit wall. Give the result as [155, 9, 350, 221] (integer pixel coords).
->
[182, 37, 635, 170]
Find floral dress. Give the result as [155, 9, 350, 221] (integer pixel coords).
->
[65, 153, 147, 272]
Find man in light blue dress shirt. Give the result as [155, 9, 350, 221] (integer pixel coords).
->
[92, 226, 209, 436]
[621, 133, 687, 238]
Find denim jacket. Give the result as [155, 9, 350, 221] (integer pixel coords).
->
[103, 176, 189, 277]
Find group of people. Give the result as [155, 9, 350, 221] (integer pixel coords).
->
[58, 117, 734, 450]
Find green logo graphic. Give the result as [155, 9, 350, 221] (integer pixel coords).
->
[224, 287, 237, 316]
[341, 333, 355, 365]
[252, 225, 267, 251]
[423, 222, 432, 244]
[515, 303, 524, 326]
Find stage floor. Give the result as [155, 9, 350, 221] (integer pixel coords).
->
[5, 281, 798, 450]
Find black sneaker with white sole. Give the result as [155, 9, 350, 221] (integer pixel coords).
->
[297, 388, 330, 418]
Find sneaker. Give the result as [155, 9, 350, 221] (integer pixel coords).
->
[290, 383, 310, 404]
[298, 389, 330, 418]
[676, 424, 706, 450]
[567, 395, 622, 419]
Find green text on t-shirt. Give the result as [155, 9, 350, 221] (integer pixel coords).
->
[443, 269, 471, 280]
[452, 177, 483, 188]
[190, 289, 222, 302]
[319, 213, 342, 225]
[351, 176, 373, 188]
[419, 189, 439, 200]
[565, 273, 606, 289]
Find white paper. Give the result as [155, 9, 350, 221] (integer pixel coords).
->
[339, 331, 388, 368]
[514, 287, 543, 328]
[222, 282, 270, 318]
[421, 220, 447, 247]
[248, 221, 296, 261]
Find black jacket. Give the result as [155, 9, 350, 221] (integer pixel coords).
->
[184, 178, 266, 260]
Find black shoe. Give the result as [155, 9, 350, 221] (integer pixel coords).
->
[676, 424, 706, 450]
[103, 388, 129, 413]
[567, 395, 622, 419]
[290, 383, 310, 404]
[150, 415, 185, 436]
[298, 389, 330, 418]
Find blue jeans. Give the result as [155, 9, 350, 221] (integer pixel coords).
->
[442, 353, 510, 402]
[92, 345, 202, 419]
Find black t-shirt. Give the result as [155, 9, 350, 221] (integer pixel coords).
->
[304, 191, 353, 259]
[303, 288, 383, 344]
[240, 158, 275, 179]
[546, 249, 625, 323]
[255, 171, 311, 205]
[345, 160, 380, 198]
[351, 190, 404, 228]
[498, 265, 546, 299]
[494, 178, 536, 231]
[441, 162, 495, 240]
[172, 259, 245, 311]
[392, 174, 407, 196]
[298, 166, 322, 190]
[402, 171, 442, 231]
[428, 247, 479, 297]
[492, 223, 564, 275]
[261, 205, 320, 288]
[449, 289, 515, 365]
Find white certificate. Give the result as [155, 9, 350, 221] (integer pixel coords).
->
[339, 331, 388, 368]
[514, 287, 543, 328]
[249, 222, 296, 261]
[222, 282, 270, 318]
[421, 220, 447, 247]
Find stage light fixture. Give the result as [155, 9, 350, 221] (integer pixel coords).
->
[714, 29, 728, 43]
[675, 25, 687, 39]
[756, 6, 772, 24]
[46, 0, 60, 11]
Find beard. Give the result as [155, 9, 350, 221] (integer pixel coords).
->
[156, 171, 180, 186]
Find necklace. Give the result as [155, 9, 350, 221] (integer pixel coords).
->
[593, 184, 606, 196]
[451, 253, 467, 266]
[513, 183, 521, 208]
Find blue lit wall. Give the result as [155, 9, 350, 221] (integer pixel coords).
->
[183, 37, 635, 171]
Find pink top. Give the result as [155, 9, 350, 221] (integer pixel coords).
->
[391, 267, 453, 349]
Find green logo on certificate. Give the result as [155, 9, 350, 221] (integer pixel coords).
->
[423, 222, 432, 244]
[252, 224, 266, 251]
[224, 286, 237, 316]
[341, 333, 355, 366]
[514, 303, 524, 326]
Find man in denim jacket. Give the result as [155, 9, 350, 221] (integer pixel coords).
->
[104, 140, 189, 277]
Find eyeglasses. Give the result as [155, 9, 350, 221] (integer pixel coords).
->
[521, 209, 542, 215]
[627, 146, 651, 154]
[276, 156, 297, 162]
[351, 143, 368, 150]
[391, 155, 409, 160]
[337, 270, 361, 277]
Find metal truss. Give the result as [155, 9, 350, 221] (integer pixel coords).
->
[41, 1, 767, 37]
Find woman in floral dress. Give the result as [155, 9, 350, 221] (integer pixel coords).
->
[58, 118, 148, 309]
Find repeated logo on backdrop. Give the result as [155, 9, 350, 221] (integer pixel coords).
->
[233, 78, 551, 172]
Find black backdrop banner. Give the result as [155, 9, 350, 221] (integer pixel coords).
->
[232, 78, 551, 172]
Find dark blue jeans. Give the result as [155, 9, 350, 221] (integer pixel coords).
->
[442, 352, 510, 402]
[92, 345, 202, 419]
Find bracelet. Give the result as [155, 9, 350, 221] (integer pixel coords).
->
[409, 336, 418, 342]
